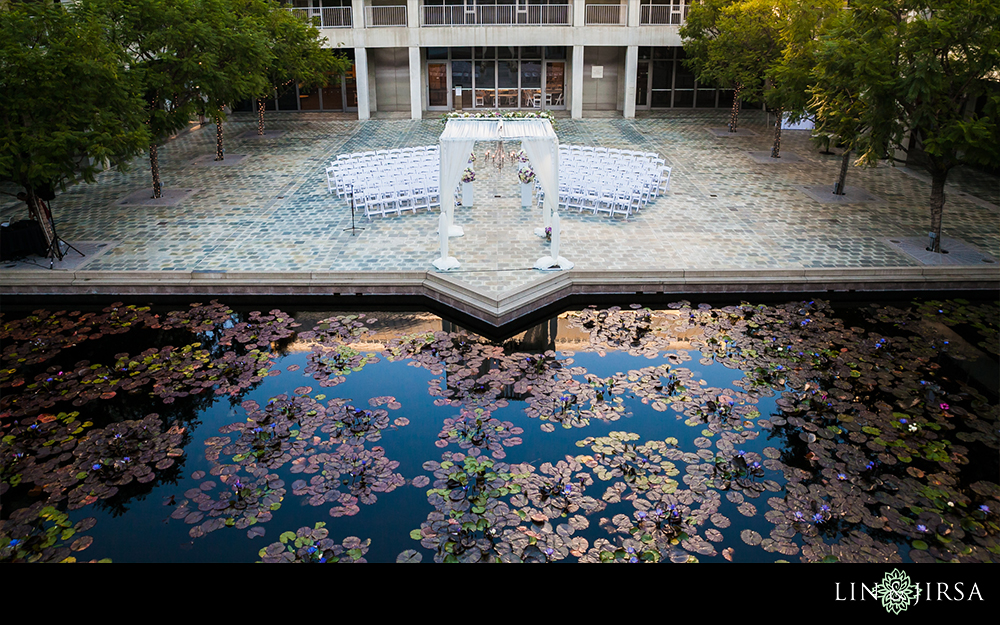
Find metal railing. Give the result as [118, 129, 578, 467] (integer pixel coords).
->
[584, 4, 625, 25]
[286, 7, 353, 28]
[639, 1, 688, 25]
[421, 5, 571, 26]
[366, 5, 408, 27]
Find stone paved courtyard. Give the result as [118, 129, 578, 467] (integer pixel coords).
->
[2, 109, 998, 306]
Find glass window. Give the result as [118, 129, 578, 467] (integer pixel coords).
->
[277, 86, 299, 110]
[695, 88, 717, 108]
[544, 46, 566, 60]
[452, 47, 473, 60]
[520, 60, 541, 88]
[673, 90, 694, 107]
[475, 60, 496, 107]
[521, 46, 542, 59]
[427, 47, 449, 60]
[476, 47, 496, 59]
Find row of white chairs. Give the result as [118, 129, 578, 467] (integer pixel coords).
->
[348, 174, 443, 219]
[328, 146, 440, 201]
[536, 146, 671, 220]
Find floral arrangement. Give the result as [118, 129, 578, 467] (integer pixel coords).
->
[462, 167, 475, 183]
[468, 152, 476, 163]
[517, 150, 530, 164]
[545, 226, 552, 241]
[518, 165, 535, 184]
[443, 110, 557, 129]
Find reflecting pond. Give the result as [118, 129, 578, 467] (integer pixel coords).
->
[1, 297, 997, 563]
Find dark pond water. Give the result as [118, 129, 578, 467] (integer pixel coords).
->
[1, 296, 997, 563]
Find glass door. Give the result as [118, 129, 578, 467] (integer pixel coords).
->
[428, 62, 450, 109]
[635, 61, 650, 108]
[544, 61, 565, 108]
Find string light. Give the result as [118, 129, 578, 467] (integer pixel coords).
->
[215, 106, 225, 161]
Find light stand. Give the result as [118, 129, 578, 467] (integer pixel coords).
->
[343, 183, 364, 236]
[34, 190, 84, 269]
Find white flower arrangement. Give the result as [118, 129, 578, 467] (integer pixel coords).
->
[442, 110, 557, 129]
[461, 167, 475, 183]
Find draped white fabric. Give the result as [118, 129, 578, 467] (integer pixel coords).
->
[436, 118, 568, 271]
[439, 137, 476, 236]
[520, 137, 560, 230]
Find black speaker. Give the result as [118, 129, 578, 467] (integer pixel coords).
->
[1, 220, 48, 261]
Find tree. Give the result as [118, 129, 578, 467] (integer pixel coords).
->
[0, 0, 149, 254]
[770, 0, 853, 185]
[810, 0, 1000, 252]
[198, 0, 273, 160]
[680, 0, 785, 136]
[88, 0, 269, 197]
[249, 2, 352, 136]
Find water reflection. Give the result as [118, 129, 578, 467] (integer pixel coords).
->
[1, 299, 997, 563]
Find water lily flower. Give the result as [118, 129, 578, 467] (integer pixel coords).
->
[940, 403, 949, 410]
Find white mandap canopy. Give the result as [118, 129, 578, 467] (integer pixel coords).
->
[434, 117, 573, 272]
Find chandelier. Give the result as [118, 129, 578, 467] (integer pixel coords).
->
[484, 140, 517, 171]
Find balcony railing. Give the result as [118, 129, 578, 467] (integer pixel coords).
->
[640, 1, 688, 25]
[286, 6, 353, 28]
[584, 4, 625, 26]
[366, 5, 408, 27]
[421, 5, 571, 26]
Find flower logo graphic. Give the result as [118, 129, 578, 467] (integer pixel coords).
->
[875, 569, 919, 614]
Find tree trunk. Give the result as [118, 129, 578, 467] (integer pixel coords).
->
[257, 98, 265, 136]
[215, 109, 225, 161]
[833, 149, 850, 195]
[770, 108, 783, 158]
[149, 144, 162, 199]
[927, 168, 947, 253]
[729, 83, 743, 132]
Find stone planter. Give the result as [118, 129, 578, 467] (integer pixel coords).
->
[520, 182, 533, 208]
[462, 182, 473, 208]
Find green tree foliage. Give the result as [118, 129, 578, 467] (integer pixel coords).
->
[87, 0, 273, 197]
[0, 0, 149, 249]
[810, 0, 1000, 252]
[770, 0, 854, 189]
[248, 2, 352, 135]
[680, 0, 785, 134]
[198, 0, 274, 160]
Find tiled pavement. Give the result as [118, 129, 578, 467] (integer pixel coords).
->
[2, 109, 997, 319]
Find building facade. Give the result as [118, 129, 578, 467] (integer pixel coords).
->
[256, 0, 736, 119]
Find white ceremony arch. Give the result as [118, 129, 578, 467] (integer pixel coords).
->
[434, 117, 573, 272]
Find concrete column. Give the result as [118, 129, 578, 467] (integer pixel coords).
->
[409, 46, 422, 120]
[624, 45, 638, 119]
[351, 0, 365, 29]
[355, 47, 370, 120]
[406, 0, 420, 26]
[571, 45, 584, 119]
[572, 0, 585, 26]
[627, 0, 640, 27]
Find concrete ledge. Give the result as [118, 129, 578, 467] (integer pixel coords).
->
[3, 266, 997, 327]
